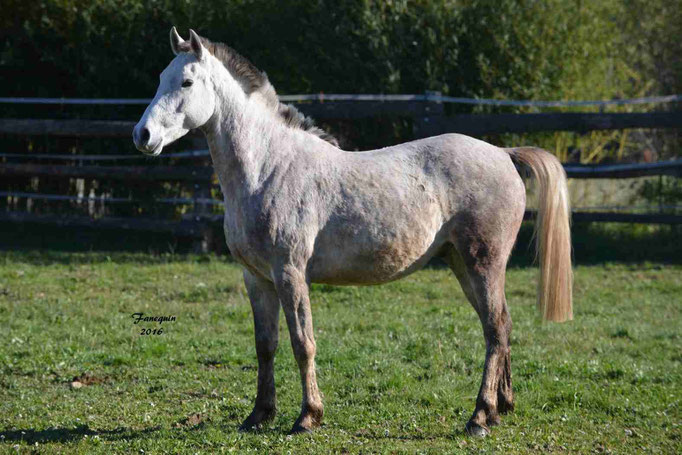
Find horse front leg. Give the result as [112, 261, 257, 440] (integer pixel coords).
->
[239, 270, 280, 431]
[274, 264, 323, 434]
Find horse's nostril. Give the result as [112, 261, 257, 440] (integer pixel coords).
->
[140, 127, 150, 145]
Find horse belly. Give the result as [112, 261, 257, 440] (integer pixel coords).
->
[308, 214, 447, 285]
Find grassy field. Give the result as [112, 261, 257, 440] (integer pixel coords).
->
[0, 250, 680, 453]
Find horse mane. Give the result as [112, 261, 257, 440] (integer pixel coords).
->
[177, 37, 338, 147]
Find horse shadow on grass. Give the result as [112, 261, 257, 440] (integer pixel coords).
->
[1, 422, 472, 446]
[0, 425, 161, 445]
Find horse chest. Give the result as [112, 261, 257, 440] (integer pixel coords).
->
[222, 209, 281, 279]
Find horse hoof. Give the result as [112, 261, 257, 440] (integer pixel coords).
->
[288, 405, 323, 435]
[239, 421, 266, 433]
[465, 421, 490, 437]
[238, 407, 276, 432]
[288, 424, 314, 435]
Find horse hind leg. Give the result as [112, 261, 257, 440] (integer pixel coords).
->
[443, 240, 515, 437]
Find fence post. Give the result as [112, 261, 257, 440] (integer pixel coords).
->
[413, 91, 444, 138]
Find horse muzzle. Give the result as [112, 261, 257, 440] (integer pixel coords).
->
[133, 124, 163, 156]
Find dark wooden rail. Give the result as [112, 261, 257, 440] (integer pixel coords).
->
[524, 210, 682, 225]
[416, 112, 682, 136]
[564, 159, 682, 179]
[0, 163, 213, 182]
[1, 110, 680, 138]
[0, 119, 135, 137]
[0, 212, 222, 236]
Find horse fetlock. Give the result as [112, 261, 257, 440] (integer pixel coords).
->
[497, 385, 514, 415]
[304, 401, 324, 423]
[475, 395, 497, 415]
[497, 355, 514, 414]
[486, 411, 501, 427]
[469, 396, 501, 432]
[498, 397, 515, 415]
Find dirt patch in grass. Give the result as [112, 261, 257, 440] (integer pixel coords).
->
[70, 372, 109, 389]
[174, 413, 205, 429]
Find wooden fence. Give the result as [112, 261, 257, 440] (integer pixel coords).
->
[1, 98, 681, 251]
[1, 111, 681, 138]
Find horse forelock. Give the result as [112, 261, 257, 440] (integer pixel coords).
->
[177, 37, 338, 147]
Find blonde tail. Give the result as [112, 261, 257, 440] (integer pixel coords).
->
[507, 147, 573, 322]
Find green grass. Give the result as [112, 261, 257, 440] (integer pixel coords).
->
[0, 251, 680, 453]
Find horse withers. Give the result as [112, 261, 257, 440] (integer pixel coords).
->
[133, 28, 573, 437]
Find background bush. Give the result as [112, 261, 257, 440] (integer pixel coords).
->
[0, 0, 653, 101]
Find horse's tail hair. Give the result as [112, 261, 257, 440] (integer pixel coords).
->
[506, 147, 573, 322]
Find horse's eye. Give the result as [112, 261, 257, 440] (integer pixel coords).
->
[182, 79, 193, 88]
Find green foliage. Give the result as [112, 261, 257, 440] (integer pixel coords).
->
[0, 0, 644, 101]
[618, 0, 682, 96]
[640, 176, 682, 208]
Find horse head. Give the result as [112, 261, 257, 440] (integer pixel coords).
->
[133, 28, 217, 155]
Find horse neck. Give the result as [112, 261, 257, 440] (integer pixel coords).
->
[201, 78, 298, 199]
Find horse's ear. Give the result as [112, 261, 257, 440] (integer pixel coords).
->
[188, 29, 204, 60]
[170, 26, 185, 55]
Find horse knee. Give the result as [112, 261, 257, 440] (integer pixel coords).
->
[277, 265, 307, 292]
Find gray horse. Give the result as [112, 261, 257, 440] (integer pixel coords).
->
[133, 28, 573, 437]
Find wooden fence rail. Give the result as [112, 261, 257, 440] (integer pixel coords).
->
[0, 119, 136, 138]
[0, 212, 221, 236]
[0, 110, 680, 138]
[563, 159, 682, 179]
[524, 211, 682, 225]
[0, 163, 213, 182]
[419, 112, 682, 136]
